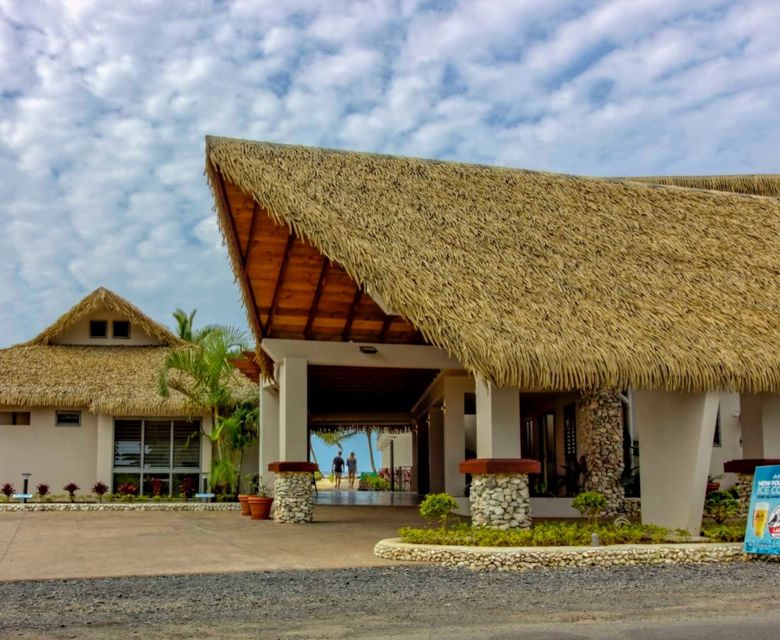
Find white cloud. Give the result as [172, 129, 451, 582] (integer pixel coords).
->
[0, 0, 778, 345]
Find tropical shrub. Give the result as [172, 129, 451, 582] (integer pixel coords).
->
[117, 482, 138, 498]
[92, 481, 109, 502]
[419, 493, 459, 529]
[179, 476, 196, 500]
[399, 521, 670, 547]
[359, 475, 390, 492]
[704, 490, 739, 524]
[63, 483, 80, 503]
[701, 521, 746, 542]
[150, 478, 164, 498]
[36, 483, 50, 501]
[572, 491, 607, 526]
[1, 483, 14, 501]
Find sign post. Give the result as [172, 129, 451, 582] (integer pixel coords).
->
[744, 465, 780, 555]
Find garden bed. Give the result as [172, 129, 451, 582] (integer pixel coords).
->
[0, 502, 239, 512]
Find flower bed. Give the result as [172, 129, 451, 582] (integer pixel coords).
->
[0, 502, 239, 512]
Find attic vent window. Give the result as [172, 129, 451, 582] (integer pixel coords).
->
[90, 320, 108, 338]
[113, 320, 131, 339]
[56, 411, 81, 427]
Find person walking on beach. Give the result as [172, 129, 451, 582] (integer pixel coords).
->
[347, 452, 358, 489]
[332, 451, 345, 489]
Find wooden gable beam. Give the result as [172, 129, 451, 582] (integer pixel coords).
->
[378, 315, 394, 343]
[265, 234, 295, 336]
[242, 202, 259, 266]
[214, 170, 265, 338]
[304, 258, 330, 340]
[341, 286, 363, 341]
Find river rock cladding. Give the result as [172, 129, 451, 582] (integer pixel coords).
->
[273, 472, 314, 523]
[470, 473, 531, 529]
[578, 389, 625, 514]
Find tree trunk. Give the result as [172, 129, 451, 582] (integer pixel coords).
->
[365, 428, 377, 472]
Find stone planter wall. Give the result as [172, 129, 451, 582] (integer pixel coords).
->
[374, 538, 758, 571]
[470, 473, 531, 530]
[273, 472, 313, 523]
[622, 497, 641, 519]
[577, 389, 625, 515]
[0, 502, 239, 512]
[735, 473, 753, 518]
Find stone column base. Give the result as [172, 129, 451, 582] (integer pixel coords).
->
[459, 459, 541, 530]
[268, 462, 317, 524]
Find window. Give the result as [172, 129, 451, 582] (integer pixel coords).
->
[112, 320, 131, 339]
[56, 411, 81, 426]
[112, 418, 201, 496]
[0, 411, 31, 425]
[90, 320, 108, 338]
[713, 406, 722, 447]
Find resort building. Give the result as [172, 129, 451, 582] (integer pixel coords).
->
[0, 287, 249, 496]
[207, 136, 780, 532]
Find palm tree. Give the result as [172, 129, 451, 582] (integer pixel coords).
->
[172, 308, 219, 343]
[364, 427, 377, 473]
[158, 326, 255, 494]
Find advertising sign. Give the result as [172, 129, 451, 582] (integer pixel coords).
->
[744, 465, 780, 555]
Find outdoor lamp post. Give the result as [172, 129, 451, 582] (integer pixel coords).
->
[21, 472, 31, 504]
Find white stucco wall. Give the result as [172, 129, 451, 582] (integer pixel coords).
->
[0, 407, 99, 494]
[53, 310, 161, 346]
[378, 432, 413, 468]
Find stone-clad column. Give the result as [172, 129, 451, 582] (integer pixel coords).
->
[268, 462, 317, 523]
[577, 389, 625, 515]
[460, 459, 540, 529]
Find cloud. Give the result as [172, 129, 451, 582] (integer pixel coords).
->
[0, 0, 778, 345]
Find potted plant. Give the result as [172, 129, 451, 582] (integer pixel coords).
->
[238, 474, 258, 517]
[248, 476, 273, 520]
[707, 474, 722, 493]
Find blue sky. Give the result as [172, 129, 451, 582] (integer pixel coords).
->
[1, 0, 779, 345]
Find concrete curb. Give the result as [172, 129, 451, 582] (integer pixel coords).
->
[0, 502, 240, 512]
[374, 538, 762, 571]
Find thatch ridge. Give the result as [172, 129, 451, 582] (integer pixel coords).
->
[206, 136, 780, 393]
[24, 287, 185, 347]
[0, 344, 256, 417]
[620, 175, 780, 198]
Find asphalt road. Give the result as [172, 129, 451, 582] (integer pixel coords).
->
[1, 563, 778, 639]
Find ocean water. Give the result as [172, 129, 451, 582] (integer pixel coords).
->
[309, 431, 380, 475]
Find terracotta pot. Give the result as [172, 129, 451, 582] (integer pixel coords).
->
[706, 482, 721, 493]
[238, 494, 251, 516]
[248, 496, 274, 520]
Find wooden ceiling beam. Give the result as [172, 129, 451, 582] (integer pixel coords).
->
[265, 234, 295, 335]
[242, 201, 259, 266]
[341, 286, 363, 341]
[304, 258, 330, 340]
[214, 171, 265, 338]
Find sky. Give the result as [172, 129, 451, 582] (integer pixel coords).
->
[1, 0, 779, 346]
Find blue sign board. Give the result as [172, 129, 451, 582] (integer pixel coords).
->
[744, 465, 780, 555]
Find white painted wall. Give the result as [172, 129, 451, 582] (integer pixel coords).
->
[378, 433, 413, 468]
[53, 309, 161, 346]
[0, 407, 99, 493]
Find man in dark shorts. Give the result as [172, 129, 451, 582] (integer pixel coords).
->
[332, 450, 345, 489]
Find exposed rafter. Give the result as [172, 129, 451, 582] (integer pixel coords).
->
[304, 258, 330, 339]
[378, 315, 394, 343]
[341, 286, 363, 341]
[242, 201, 259, 266]
[265, 234, 295, 335]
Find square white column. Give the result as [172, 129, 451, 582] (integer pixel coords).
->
[428, 407, 445, 493]
[259, 382, 280, 487]
[95, 413, 114, 486]
[279, 357, 308, 462]
[200, 413, 213, 492]
[443, 377, 467, 496]
[740, 394, 780, 458]
[475, 376, 521, 458]
[634, 390, 719, 534]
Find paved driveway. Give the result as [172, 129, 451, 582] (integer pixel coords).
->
[0, 506, 424, 581]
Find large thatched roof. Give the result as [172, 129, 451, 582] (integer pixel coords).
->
[1, 288, 256, 416]
[206, 136, 780, 393]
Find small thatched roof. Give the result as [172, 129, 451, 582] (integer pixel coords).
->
[621, 175, 780, 199]
[206, 136, 780, 393]
[24, 287, 184, 347]
[1, 288, 256, 416]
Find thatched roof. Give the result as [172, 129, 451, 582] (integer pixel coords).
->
[621, 175, 780, 199]
[1, 288, 256, 416]
[206, 136, 780, 393]
[24, 287, 184, 347]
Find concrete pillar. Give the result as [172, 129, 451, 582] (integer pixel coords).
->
[634, 390, 719, 534]
[278, 357, 308, 462]
[740, 394, 780, 458]
[475, 377, 521, 458]
[259, 383, 280, 488]
[428, 408, 445, 493]
[200, 413, 213, 492]
[443, 378, 466, 496]
[95, 413, 114, 487]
